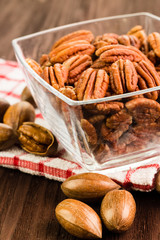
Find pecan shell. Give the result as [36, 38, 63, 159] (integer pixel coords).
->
[125, 98, 160, 124]
[63, 54, 92, 84]
[18, 122, 58, 156]
[134, 60, 160, 100]
[26, 58, 42, 75]
[148, 32, 160, 58]
[76, 68, 109, 100]
[51, 30, 94, 49]
[49, 40, 95, 64]
[41, 64, 68, 89]
[81, 119, 97, 145]
[110, 59, 138, 94]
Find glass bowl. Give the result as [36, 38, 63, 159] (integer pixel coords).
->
[12, 12, 160, 173]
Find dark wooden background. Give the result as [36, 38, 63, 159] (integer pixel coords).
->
[0, 0, 160, 239]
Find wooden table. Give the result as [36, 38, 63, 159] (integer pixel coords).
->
[0, 0, 160, 239]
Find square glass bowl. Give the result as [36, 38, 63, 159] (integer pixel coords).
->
[12, 12, 160, 172]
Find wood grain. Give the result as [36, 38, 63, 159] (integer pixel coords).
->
[0, 0, 160, 239]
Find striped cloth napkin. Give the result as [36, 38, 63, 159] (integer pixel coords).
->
[0, 58, 159, 191]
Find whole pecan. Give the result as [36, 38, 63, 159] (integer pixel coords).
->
[49, 40, 95, 64]
[125, 98, 160, 124]
[134, 60, 160, 100]
[76, 68, 109, 100]
[81, 119, 97, 146]
[96, 44, 149, 63]
[26, 58, 42, 75]
[118, 35, 141, 49]
[106, 109, 132, 129]
[63, 55, 92, 85]
[148, 32, 160, 58]
[93, 33, 118, 49]
[51, 30, 94, 50]
[41, 64, 68, 90]
[110, 59, 138, 94]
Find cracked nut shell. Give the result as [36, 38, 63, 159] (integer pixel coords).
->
[18, 122, 58, 156]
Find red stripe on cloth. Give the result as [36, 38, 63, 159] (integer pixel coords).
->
[0, 90, 21, 99]
[13, 156, 19, 167]
[0, 75, 24, 82]
[0, 61, 18, 68]
[35, 113, 43, 119]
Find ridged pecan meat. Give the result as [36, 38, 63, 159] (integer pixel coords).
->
[76, 68, 109, 100]
[94, 143, 110, 160]
[39, 54, 52, 68]
[87, 114, 105, 125]
[93, 33, 118, 49]
[127, 25, 146, 43]
[49, 40, 95, 63]
[91, 59, 112, 73]
[110, 59, 138, 94]
[81, 119, 97, 145]
[26, 58, 42, 75]
[125, 98, 160, 124]
[106, 109, 132, 129]
[96, 44, 150, 63]
[118, 35, 141, 49]
[63, 55, 92, 84]
[51, 30, 94, 50]
[134, 60, 160, 100]
[100, 122, 129, 143]
[96, 101, 124, 114]
[59, 86, 77, 100]
[41, 64, 68, 89]
[148, 32, 160, 58]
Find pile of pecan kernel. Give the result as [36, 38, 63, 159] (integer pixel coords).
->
[26, 25, 160, 160]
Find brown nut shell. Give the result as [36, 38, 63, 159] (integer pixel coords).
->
[20, 86, 36, 108]
[61, 173, 120, 201]
[0, 123, 17, 150]
[100, 190, 136, 232]
[55, 198, 102, 239]
[156, 171, 160, 193]
[3, 101, 35, 131]
[0, 98, 10, 122]
[18, 122, 58, 156]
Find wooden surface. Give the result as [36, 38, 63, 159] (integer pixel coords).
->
[0, 0, 160, 239]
